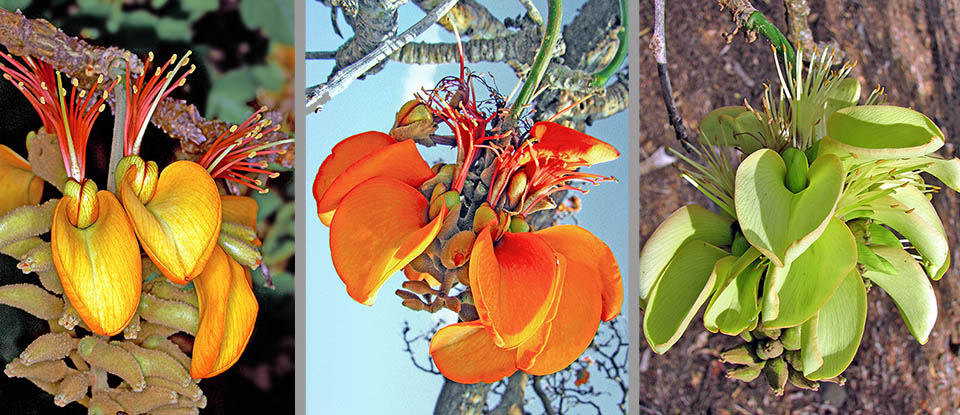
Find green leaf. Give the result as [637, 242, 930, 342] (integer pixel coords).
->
[155, 17, 193, 42]
[801, 269, 867, 380]
[638, 205, 733, 307]
[819, 105, 944, 160]
[698, 106, 746, 146]
[867, 223, 903, 248]
[733, 111, 765, 154]
[762, 217, 857, 328]
[735, 149, 844, 267]
[869, 195, 949, 279]
[923, 156, 960, 192]
[181, 0, 219, 20]
[0, 0, 31, 9]
[240, 0, 295, 45]
[643, 240, 728, 354]
[862, 246, 937, 344]
[857, 242, 896, 274]
[206, 65, 284, 124]
[824, 77, 861, 117]
[703, 257, 764, 335]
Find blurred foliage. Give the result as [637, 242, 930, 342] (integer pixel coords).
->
[251, 176, 295, 296]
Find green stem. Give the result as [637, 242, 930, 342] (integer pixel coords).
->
[509, 0, 563, 118]
[592, 0, 628, 88]
[747, 11, 796, 63]
[107, 76, 126, 193]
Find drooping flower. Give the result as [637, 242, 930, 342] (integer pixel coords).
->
[313, 131, 446, 305]
[0, 144, 43, 216]
[113, 52, 222, 285]
[0, 53, 140, 336]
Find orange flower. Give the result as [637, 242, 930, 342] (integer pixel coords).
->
[429, 225, 621, 383]
[313, 131, 445, 305]
[0, 53, 140, 336]
[0, 144, 43, 216]
[190, 246, 258, 378]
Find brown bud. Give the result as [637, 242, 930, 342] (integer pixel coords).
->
[440, 231, 476, 269]
[78, 336, 146, 392]
[138, 293, 199, 336]
[787, 367, 819, 391]
[36, 270, 63, 294]
[506, 171, 527, 209]
[401, 298, 427, 311]
[139, 334, 191, 369]
[436, 201, 462, 241]
[442, 296, 461, 313]
[401, 280, 435, 296]
[145, 376, 203, 401]
[458, 303, 479, 322]
[4, 359, 69, 383]
[88, 393, 124, 415]
[391, 99, 436, 141]
[762, 356, 788, 395]
[0, 283, 63, 320]
[124, 309, 142, 340]
[112, 385, 179, 414]
[20, 332, 77, 366]
[118, 342, 192, 387]
[54, 372, 88, 407]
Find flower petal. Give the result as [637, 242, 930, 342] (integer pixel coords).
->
[535, 225, 622, 321]
[51, 192, 141, 336]
[0, 144, 43, 217]
[329, 177, 444, 305]
[429, 321, 517, 384]
[518, 251, 603, 375]
[529, 122, 619, 165]
[221, 195, 260, 245]
[313, 131, 396, 205]
[121, 161, 222, 284]
[316, 139, 434, 226]
[470, 229, 562, 349]
[191, 247, 259, 379]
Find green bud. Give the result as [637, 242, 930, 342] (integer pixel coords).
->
[755, 339, 783, 360]
[783, 349, 803, 372]
[762, 356, 789, 395]
[0, 199, 57, 250]
[77, 336, 146, 392]
[118, 342, 191, 387]
[54, 372, 88, 407]
[111, 385, 179, 414]
[20, 332, 77, 366]
[218, 232, 262, 268]
[138, 293, 199, 336]
[788, 367, 819, 391]
[726, 361, 765, 382]
[780, 326, 801, 351]
[755, 326, 781, 340]
[509, 216, 530, 233]
[0, 283, 63, 320]
[782, 147, 809, 193]
[719, 344, 760, 366]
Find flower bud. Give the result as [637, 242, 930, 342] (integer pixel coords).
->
[762, 356, 788, 395]
[719, 344, 760, 366]
[440, 231, 476, 269]
[788, 367, 819, 391]
[755, 339, 783, 360]
[782, 147, 809, 193]
[726, 362, 764, 382]
[472, 203, 498, 232]
[4, 359, 69, 383]
[508, 216, 530, 233]
[54, 372, 88, 407]
[20, 332, 77, 366]
[506, 171, 527, 209]
[0, 283, 63, 320]
[780, 326, 801, 351]
[77, 336, 146, 391]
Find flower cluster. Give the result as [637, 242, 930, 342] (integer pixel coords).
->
[0, 45, 285, 405]
[639, 48, 960, 393]
[314, 68, 623, 384]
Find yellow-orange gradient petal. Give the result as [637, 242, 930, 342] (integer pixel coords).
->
[0, 144, 43, 217]
[429, 321, 517, 384]
[469, 229, 562, 349]
[536, 225, 622, 321]
[51, 192, 141, 336]
[518, 250, 603, 376]
[121, 161, 222, 284]
[313, 131, 396, 205]
[529, 122, 620, 165]
[515, 254, 567, 370]
[191, 247, 259, 379]
[329, 177, 444, 305]
[316, 140, 434, 226]
[221, 195, 260, 245]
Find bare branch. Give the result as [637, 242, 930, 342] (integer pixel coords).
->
[533, 376, 558, 415]
[412, 0, 508, 39]
[651, 0, 692, 150]
[306, 51, 337, 59]
[306, 0, 460, 113]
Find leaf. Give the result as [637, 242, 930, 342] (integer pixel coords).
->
[0, 0, 31, 9]
[703, 256, 764, 335]
[857, 242, 896, 274]
[922, 156, 960, 192]
[240, 0, 295, 45]
[155, 17, 193, 42]
[643, 240, 728, 354]
[206, 65, 284, 124]
[801, 270, 867, 380]
[735, 149, 844, 267]
[869, 195, 949, 279]
[762, 217, 857, 328]
[819, 105, 944, 160]
[862, 246, 937, 344]
[638, 205, 733, 307]
[181, 0, 219, 20]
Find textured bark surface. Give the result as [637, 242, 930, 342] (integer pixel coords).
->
[638, 0, 960, 413]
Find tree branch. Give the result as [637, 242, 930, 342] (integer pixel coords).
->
[0, 7, 294, 168]
[412, 0, 508, 39]
[489, 372, 529, 415]
[651, 0, 692, 150]
[533, 376, 558, 415]
[306, 0, 459, 114]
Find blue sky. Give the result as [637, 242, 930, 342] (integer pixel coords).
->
[305, 1, 628, 413]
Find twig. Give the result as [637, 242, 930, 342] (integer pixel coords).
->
[784, 0, 814, 51]
[305, 50, 337, 60]
[651, 0, 692, 151]
[532, 376, 558, 415]
[717, 0, 796, 62]
[591, 0, 627, 88]
[518, 0, 544, 27]
[305, 0, 459, 114]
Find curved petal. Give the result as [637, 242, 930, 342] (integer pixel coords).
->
[535, 225, 622, 321]
[820, 105, 944, 160]
[518, 251, 603, 376]
[316, 140, 434, 226]
[469, 229, 562, 349]
[51, 192, 141, 336]
[221, 195, 260, 246]
[329, 177, 444, 305]
[313, 131, 396, 205]
[529, 122, 619, 165]
[0, 144, 43, 216]
[429, 321, 517, 384]
[121, 161, 222, 284]
[192, 247, 259, 378]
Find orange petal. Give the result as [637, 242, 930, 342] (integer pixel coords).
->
[191, 247, 259, 379]
[329, 177, 444, 305]
[51, 192, 141, 336]
[530, 122, 620, 165]
[121, 161, 222, 284]
[429, 321, 517, 384]
[221, 195, 260, 246]
[316, 140, 434, 226]
[0, 144, 43, 217]
[469, 229, 562, 349]
[403, 265, 441, 287]
[535, 225, 622, 321]
[515, 254, 567, 370]
[313, 131, 396, 205]
[518, 250, 603, 376]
